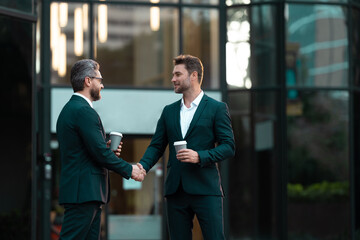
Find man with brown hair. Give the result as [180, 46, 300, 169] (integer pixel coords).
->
[139, 54, 235, 239]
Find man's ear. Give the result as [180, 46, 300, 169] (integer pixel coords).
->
[191, 71, 198, 81]
[84, 77, 91, 87]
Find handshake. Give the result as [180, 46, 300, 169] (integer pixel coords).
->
[131, 163, 146, 182]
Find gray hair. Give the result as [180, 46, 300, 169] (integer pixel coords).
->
[70, 59, 99, 92]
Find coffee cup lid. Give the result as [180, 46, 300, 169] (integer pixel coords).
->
[174, 141, 187, 146]
[110, 132, 123, 137]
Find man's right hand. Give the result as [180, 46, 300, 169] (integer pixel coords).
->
[131, 164, 146, 182]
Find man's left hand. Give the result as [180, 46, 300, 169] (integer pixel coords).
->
[176, 149, 200, 164]
[107, 140, 122, 157]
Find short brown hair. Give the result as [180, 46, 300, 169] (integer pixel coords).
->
[173, 54, 203, 85]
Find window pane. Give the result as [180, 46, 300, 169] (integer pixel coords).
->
[183, 8, 219, 89]
[227, 91, 253, 239]
[287, 0, 347, 3]
[107, 137, 165, 239]
[0, 0, 33, 13]
[354, 91, 360, 235]
[287, 91, 350, 239]
[354, 10, 360, 233]
[227, 5, 277, 89]
[286, 5, 348, 87]
[227, 90, 280, 239]
[0, 16, 33, 239]
[226, 0, 347, 5]
[182, 0, 219, 4]
[109, 0, 177, 2]
[353, 8, 360, 86]
[95, 5, 179, 87]
[50, 3, 91, 85]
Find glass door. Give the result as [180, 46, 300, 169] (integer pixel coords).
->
[106, 137, 166, 240]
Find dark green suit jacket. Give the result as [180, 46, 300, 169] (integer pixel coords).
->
[56, 95, 132, 205]
[140, 94, 235, 197]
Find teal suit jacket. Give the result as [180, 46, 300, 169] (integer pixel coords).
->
[140, 94, 235, 196]
[56, 95, 132, 205]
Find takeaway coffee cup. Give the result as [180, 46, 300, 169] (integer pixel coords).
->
[174, 140, 187, 153]
[109, 132, 123, 151]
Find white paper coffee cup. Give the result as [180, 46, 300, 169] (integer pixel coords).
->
[109, 132, 123, 151]
[174, 140, 187, 153]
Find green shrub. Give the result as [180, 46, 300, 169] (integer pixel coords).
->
[287, 181, 349, 202]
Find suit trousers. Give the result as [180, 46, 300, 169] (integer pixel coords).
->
[59, 201, 103, 240]
[166, 186, 225, 240]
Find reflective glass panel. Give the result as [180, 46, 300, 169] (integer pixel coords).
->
[183, 8, 219, 89]
[286, 5, 348, 87]
[353, 8, 360, 86]
[226, 0, 271, 4]
[95, 5, 179, 87]
[0, 0, 33, 13]
[354, 10, 360, 234]
[107, 137, 165, 239]
[287, 91, 350, 239]
[287, 0, 347, 3]
[354, 91, 360, 236]
[0, 16, 33, 239]
[182, 0, 219, 4]
[50, 3, 91, 85]
[226, 0, 347, 4]
[227, 5, 277, 89]
[109, 0, 177, 2]
[227, 90, 280, 239]
[227, 91, 253, 239]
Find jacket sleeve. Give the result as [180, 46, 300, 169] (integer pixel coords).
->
[139, 107, 169, 172]
[77, 106, 133, 179]
[197, 102, 235, 167]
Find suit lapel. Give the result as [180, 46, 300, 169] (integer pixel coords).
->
[184, 94, 208, 139]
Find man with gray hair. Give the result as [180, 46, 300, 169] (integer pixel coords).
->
[56, 59, 145, 239]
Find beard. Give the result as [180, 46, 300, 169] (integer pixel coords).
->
[174, 86, 184, 93]
[174, 77, 191, 93]
[90, 87, 101, 101]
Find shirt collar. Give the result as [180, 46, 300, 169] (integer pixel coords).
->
[73, 92, 93, 108]
[181, 91, 204, 108]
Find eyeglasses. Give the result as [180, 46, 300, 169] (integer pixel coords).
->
[89, 76, 103, 84]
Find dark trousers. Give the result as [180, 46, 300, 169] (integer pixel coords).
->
[166, 186, 225, 240]
[59, 201, 102, 240]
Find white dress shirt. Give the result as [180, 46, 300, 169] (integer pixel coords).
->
[74, 92, 93, 108]
[180, 91, 204, 138]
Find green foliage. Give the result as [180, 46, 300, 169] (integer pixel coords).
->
[287, 181, 349, 202]
[287, 147, 336, 185]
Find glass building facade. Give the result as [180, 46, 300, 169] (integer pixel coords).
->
[0, 1, 37, 240]
[1, 0, 360, 239]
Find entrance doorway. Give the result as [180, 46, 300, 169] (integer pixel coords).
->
[106, 137, 166, 240]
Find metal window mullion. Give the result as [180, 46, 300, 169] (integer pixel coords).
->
[179, 0, 183, 55]
[276, 1, 288, 239]
[89, 3, 94, 59]
[348, 3, 356, 240]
